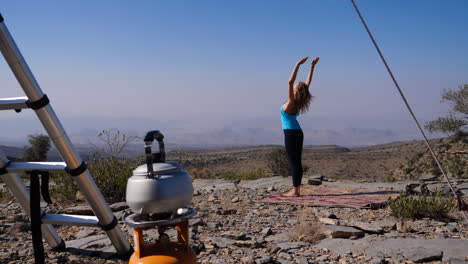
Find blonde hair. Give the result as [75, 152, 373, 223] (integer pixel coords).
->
[294, 82, 313, 114]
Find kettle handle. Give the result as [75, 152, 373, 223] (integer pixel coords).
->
[144, 130, 165, 178]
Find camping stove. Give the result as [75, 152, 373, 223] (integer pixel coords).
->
[125, 209, 197, 264]
[125, 130, 197, 264]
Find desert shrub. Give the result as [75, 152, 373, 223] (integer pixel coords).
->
[50, 155, 137, 203]
[0, 188, 12, 202]
[288, 208, 327, 243]
[387, 192, 456, 220]
[403, 167, 414, 175]
[413, 167, 423, 175]
[385, 174, 397, 182]
[88, 154, 137, 203]
[23, 134, 50, 161]
[96, 129, 138, 158]
[46, 129, 140, 203]
[266, 148, 289, 177]
[223, 168, 270, 180]
[455, 130, 468, 143]
[190, 168, 216, 179]
[425, 84, 467, 135]
[429, 158, 441, 176]
[446, 155, 466, 179]
[397, 132, 467, 180]
[50, 173, 79, 202]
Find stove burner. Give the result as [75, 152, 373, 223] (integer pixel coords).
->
[125, 208, 196, 228]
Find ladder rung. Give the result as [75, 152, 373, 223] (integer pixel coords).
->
[0, 96, 28, 111]
[7, 161, 67, 173]
[42, 214, 99, 227]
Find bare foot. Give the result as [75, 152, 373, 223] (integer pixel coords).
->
[280, 188, 301, 197]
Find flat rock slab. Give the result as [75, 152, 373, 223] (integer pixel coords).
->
[193, 177, 289, 191]
[209, 237, 236, 248]
[419, 174, 439, 182]
[315, 237, 468, 262]
[318, 217, 340, 225]
[109, 202, 128, 212]
[265, 232, 290, 243]
[307, 179, 322, 186]
[66, 234, 116, 258]
[457, 183, 468, 196]
[404, 247, 443, 263]
[221, 230, 248, 240]
[345, 221, 385, 234]
[309, 175, 324, 181]
[324, 225, 364, 238]
[371, 220, 397, 231]
[449, 258, 468, 264]
[63, 205, 93, 215]
[275, 242, 309, 251]
[75, 229, 98, 239]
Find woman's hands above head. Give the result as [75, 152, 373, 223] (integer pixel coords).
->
[297, 56, 309, 65]
[305, 57, 319, 87]
[312, 57, 320, 66]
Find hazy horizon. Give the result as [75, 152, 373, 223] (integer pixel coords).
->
[0, 114, 445, 149]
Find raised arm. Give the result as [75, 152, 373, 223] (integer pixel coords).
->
[288, 57, 308, 100]
[305, 57, 320, 87]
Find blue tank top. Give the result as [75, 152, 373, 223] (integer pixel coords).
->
[281, 107, 301, 130]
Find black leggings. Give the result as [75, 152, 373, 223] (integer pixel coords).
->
[284, 129, 303, 187]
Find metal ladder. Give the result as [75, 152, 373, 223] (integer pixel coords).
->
[0, 13, 131, 255]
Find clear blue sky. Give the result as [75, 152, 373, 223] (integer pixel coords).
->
[1, 1, 467, 144]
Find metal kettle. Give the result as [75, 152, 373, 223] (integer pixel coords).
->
[126, 130, 193, 215]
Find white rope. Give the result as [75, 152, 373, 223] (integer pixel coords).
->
[349, 0, 467, 220]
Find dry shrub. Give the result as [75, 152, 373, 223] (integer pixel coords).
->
[223, 168, 270, 180]
[190, 168, 216, 179]
[288, 208, 327, 244]
[50, 154, 137, 204]
[0, 188, 12, 203]
[387, 192, 456, 220]
[50, 173, 78, 203]
[266, 148, 289, 177]
[88, 155, 137, 203]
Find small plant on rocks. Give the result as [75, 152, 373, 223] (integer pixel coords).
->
[288, 208, 327, 243]
[387, 192, 456, 220]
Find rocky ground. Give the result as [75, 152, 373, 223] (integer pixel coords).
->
[0, 177, 467, 264]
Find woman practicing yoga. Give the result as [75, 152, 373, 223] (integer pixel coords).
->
[281, 56, 319, 197]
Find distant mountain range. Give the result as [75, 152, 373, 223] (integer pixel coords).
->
[0, 115, 443, 154]
[1, 145, 25, 160]
[0, 139, 407, 161]
[1, 145, 83, 161]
